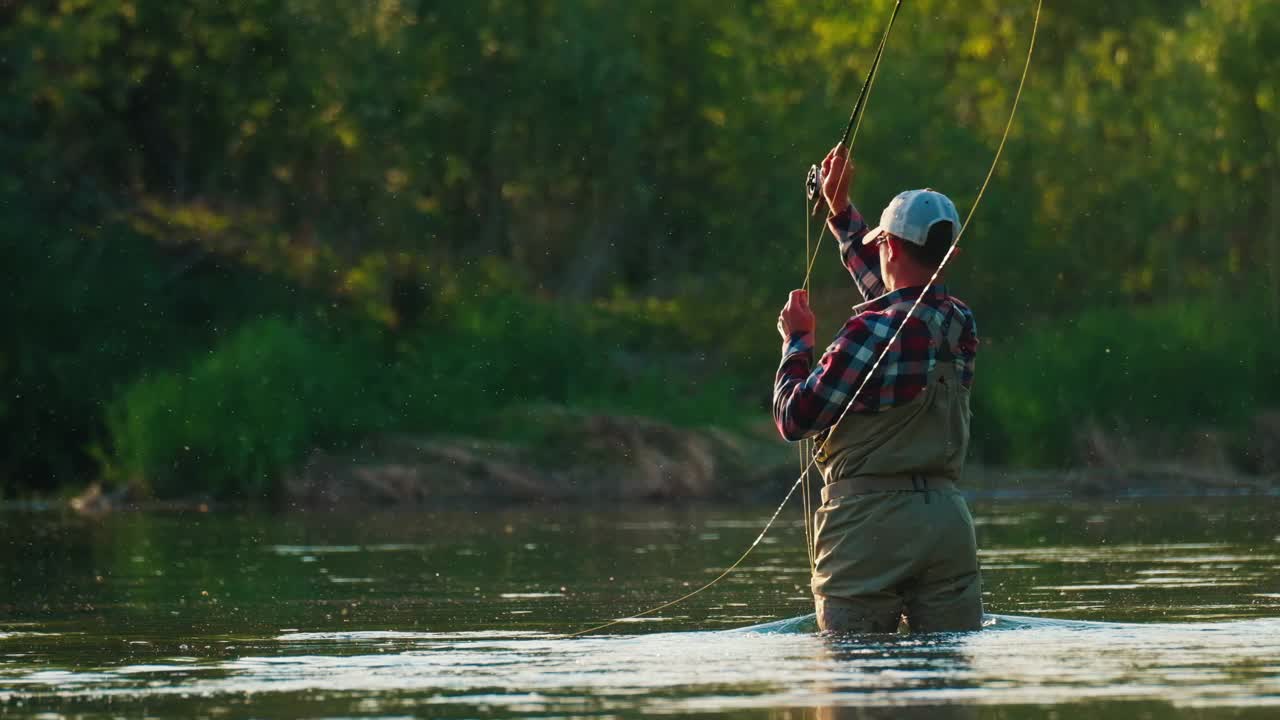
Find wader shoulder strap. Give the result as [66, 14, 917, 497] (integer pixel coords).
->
[937, 305, 966, 360]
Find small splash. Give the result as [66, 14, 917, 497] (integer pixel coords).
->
[266, 545, 362, 556]
[730, 613, 819, 634]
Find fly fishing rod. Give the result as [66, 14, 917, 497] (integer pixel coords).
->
[804, 0, 904, 204]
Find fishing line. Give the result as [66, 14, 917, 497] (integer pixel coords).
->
[800, 202, 816, 574]
[565, 471, 806, 638]
[567, 0, 1041, 637]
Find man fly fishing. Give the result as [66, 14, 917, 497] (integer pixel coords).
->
[773, 145, 983, 634]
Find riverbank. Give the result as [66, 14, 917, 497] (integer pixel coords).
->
[66, 407, 1280, 513]
[285, 434, 1280, 507]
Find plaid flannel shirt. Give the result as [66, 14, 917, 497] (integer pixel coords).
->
[772, 204, 978, 441]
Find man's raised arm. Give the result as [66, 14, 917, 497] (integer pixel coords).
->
[820, 146, 885, 301]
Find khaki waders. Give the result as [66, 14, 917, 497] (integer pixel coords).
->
[811, 309, 983, 633]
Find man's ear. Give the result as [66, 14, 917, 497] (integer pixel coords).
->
[885, 237, 902, 262]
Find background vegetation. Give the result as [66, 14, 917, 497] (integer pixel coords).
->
[2, 0, 1277, 499]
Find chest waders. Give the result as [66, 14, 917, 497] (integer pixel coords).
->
[810, 302, 983, 633]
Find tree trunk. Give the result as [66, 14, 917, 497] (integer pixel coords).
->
[561, 187, 620, 299]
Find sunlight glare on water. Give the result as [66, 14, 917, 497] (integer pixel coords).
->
[4, 618, 1279, 717]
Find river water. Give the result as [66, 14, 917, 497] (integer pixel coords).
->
[2, 495, 1278, 718]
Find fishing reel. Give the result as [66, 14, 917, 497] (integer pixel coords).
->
[805, 164, 823, 202]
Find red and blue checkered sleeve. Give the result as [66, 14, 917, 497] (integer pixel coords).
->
[828, 205, 885, 301]
[773, 316, 885, 441]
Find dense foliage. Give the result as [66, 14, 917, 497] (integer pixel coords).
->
[2, 1, 1277, 498]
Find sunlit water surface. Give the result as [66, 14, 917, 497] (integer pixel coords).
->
[2, 495, 1278, 718]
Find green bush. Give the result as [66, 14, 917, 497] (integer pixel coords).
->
[106, 291, 763, 501]
[0, 209, 312, 494]
[107, 318, 390, 500]
[976, 297, 1279, 466]
[395, 286, 762, 432]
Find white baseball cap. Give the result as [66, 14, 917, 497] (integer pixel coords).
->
[862, 189, 961, 246]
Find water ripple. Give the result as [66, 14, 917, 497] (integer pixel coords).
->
[3, 616, 1278, 716]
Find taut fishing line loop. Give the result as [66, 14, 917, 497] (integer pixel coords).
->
[806, 0, 1042, 472]
[567, 0, 1041, 637]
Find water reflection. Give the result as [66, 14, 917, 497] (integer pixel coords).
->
[811, 632, 980, 720]
[1, 497, 1278, 718]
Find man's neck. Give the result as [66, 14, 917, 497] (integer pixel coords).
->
[884, 269, 937, 293]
